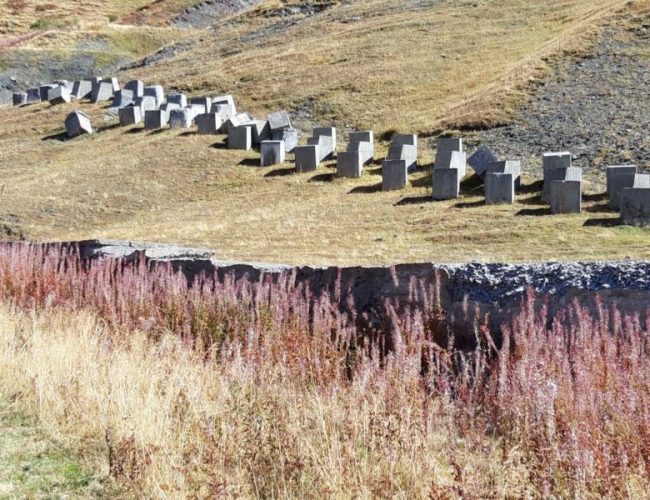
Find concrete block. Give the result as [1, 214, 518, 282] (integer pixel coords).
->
[72, 80, 92, 100]
[485, 172, 515, 204]
[267, 110, 292, 130]
[307, 136, 329, 163]
[47, 85, 71, 104]
[486, 160, 521, 190]
[144, 85, 165, 106]
[13, 92, 26, 106]
[337, 151, 364, 178]
[210, 103, 235, 121]
[106, 77, 119, 92]
[159, 102, 181, 113]
[167, 93, 187, 107]
[608, 173, 650, 210]
[39, 84, 56, 101]
[169, 108, 194, 129]
[387, 144, 417, 172]
[64, 110, 93, 138]
[382, 159, 408, 191]
[550, 180, 581, 214]
[543, 151, 572, 171]
[144, 110, 168, 130]
[228, 125, 252, 150]
[312, 127, 336, 159]
[468, 146, 497, 178]
[26, 88, 41, 103]
[260, 140, 286, 166]
[348, 140, 374, 165]
[212, 95, 236, 114]
[91, 81, 114, 103]
[124, 80, 144, 97]
[188, 104, 205, 122]
[606, 165, 638, 195]
[391, 133, 417, 148]
[118, 106, 142, 126]
[436, 137, 463, 152]
[435, 150, 466, 178]
[349, 130, 373, 144]
[542, 164, 581, 202]
[136, 95, 158, 115]
[620, 188, 650, 227]
[432, 168, 460, 200]
[196, 113, 223, 135]
[271, 127, 299, 152]
[54, 80, 73, 93]
[224, 113, 252, 132]
[294, 145, 319, 172]
[110, 89, 134, 109]
[248, 119, 271, 144]
[191, 97, 211, 112]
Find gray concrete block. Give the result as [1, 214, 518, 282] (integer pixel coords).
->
[436, 137, 463, 152]
[543, 151, 572, 171]
[39, 84, 56, 101]
[294, 145, 319, 172]
[542, 164, 581, 202]
[387, 144, 417, 172]
[260, 140, 286, 166]
[391, 133, 417, 148]
[210, 103, 235, 121]
[167, 93, 187, 107]
[136, 95, 158, 114]
[26, 88, 41, 103]
[307, 136, 328, 162]
[224, 113, 252, 132]
[91, 81, 114, 103]
[47, 85, 71, 105]
[13, 92, 26, 106]
[267, 110, 292, 130]
[620, 188, 650, 227]
[188, 104, 205, 122]
[54, 80, 73, 93]
[485, 172, 515, 204]
[212, 95, 236, 114]
[144, 110, 168, 130]
[159, 102, 181, 113]
[550, 180, 581, 214]
[312, 127, 336, 159]
[432, 168, 460, 200]
[106, 77, 119, 92]
[248, 119, 271, 144]
[196, 113, 222, 135]
[606, 165, 638, 195]
[64, 110, 93, 138]
[486, 160, 521, 190]
[348, 140, 374, 165]
[608, 173, 650, 210]
[144, 85, 165, 106]
[72, 80, 92, 100]
[118, 106, 142, 126]
[110, 89, 134, 109]
[382, 159, 408, 191]
[228, 125, 252, 150]
[191, 97, 211, 111]
[435, 150, 466, 178]
[169, 108, 194, 129]
[124, 80, 144, 97]
[337, 151, 364, 178]
[349, 130, 373, 144]
[271, 127, 299, 152]
[468, 146, 497, 178]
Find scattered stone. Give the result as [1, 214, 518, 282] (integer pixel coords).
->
[64, 110, 93, 138]
[260, 140, 286, 166]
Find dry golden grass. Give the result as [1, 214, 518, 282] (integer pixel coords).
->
[0, 304, 538, 497]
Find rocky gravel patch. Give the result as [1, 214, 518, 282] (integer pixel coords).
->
[472, 22, 650, 186]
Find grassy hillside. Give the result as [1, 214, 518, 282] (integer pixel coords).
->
[1, 0, 649, 265]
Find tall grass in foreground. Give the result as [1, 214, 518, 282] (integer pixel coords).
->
[0, 243, 648, 497]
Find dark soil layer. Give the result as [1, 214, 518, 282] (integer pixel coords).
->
[471, 22, 650, 186]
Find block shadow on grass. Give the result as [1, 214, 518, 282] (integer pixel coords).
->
[308, 173, 336, 183]
[42, 132, 68, 142]
[395, 195, 431, 206]
[583, 217, 622, 227]
[516, 207, 551, 216]
[349, 183, 382, 194]
[265, 167, 295, 177]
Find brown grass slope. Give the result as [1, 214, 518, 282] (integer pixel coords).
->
[0, 0, 649, 265]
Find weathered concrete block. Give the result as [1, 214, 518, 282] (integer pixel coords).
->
[144, 110, 168, 130]
[271, 127, 299, 152]
[606, 165, 638, 195]
[191, 97, 211, 112]
[294, 145, 319, 172]
[228, 125, 252, 150]
[169, 108, 194, 129]
[26, 88, 41, 103]
[387, 144, 417, 172]
[348, 140, 374, 165]
[118, 106, 142, 126]
[212, 95, 236, 114]
[307, 136, 328, 163]
[224, 113, 252, 132]
[433, 168, 460, 200]
[543, 151, 572, 171]
[64, 110, 93, 138]
[349, 130, 373, 144]
[188, 105, 205, 122]
[136, 95, 158, 114]
[550, 180, 581, 214]
[106, 77, 120, 92]
[391, 133, 417, 148]
[468, 146, 497, 178]
[159, 102, 181, 113]
[312, 127, 336, 160]
[39, 84, 56, 101]
[435, 150, 466, 178]
[608, 173, 650, 210]
[248, 119, 271, 144]
[13, 92, 26, 106]
[91, 81, 114, 103]
[110, 89, 134, 109]
[124, 80, 144, 97]
[54, 80, 73, 93]
[167, 93, 187, 107]
[485, 172, 515, 204]
[196, 113, 222, 135]
[267, 110, 292, 130]
[337, 151, 364, 178]
[260, 140, 286, 166]
[620, 188, 650, 227]
[47, 85, 71, 104]
[210, 103, 235, 121]
[72, 80, 92, 100]
[542, 160, 580, 202]
[436, 137, 463, 152]
[486, 160, 521, 190]
[144, 85, 165, 106]
[382, 159, 408, 191]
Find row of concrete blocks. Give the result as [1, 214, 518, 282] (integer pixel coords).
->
[606, 165, 650, 227]
[14, 78, 124, 107]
